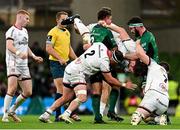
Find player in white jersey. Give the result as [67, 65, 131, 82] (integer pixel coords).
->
[39, 43, 136, 123]
[62, 15, 138, 122]
[2, 10, 43, 122]
[130, 41, 169, 125]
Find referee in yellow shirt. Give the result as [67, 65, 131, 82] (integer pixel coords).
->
[46, 11, 77, 122]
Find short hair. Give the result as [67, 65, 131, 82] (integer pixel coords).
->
[56, 11, 68, 20]
[159, 61, 170, 72]
[17, 9, 30, 16]
[97, 7, 112, 20]
[127, 16, 143, 27]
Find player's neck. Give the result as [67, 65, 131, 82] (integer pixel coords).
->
[139, 27, 146, 36]
[14, 22, 23, 30]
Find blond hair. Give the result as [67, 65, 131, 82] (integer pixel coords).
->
[17, 9, 30, 16]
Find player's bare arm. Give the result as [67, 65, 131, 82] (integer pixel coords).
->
[46, 43, 67, 65]
[102, 72, 136, 90]
[28, 47, 43, 63]
[135, 40, 150, 65]
[69, 46, 77, 60]
[6, 39, 27, 59]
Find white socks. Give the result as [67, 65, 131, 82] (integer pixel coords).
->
[74, 18, 90, 35]
[9, 94, 26, 113]
[3, 94, 13, 116]
[64, 109, 72, 117]
[46, 108, 53, 115]
[100, 101, 106, 116]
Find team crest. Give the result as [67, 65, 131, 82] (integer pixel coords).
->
[159, 83, 167, 92]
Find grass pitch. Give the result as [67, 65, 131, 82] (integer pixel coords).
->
[0, 115, 180, 129]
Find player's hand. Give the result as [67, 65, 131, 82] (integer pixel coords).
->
[124, 81, 137, 90]
[59, 59, 67, 65]
[19, 52, 28, 59]
[83, 43, 91, 50]
[98, 20, 108, 27]
[33, 56, 43, 63]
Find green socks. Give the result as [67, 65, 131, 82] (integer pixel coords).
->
[108, 89, 119, 113]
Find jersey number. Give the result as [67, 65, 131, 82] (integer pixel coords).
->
[84, 50, 95, 58]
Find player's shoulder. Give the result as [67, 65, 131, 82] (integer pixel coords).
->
[5, 26, 17, 36]
[22, 27, 28, 33]
[87, 23, 97, 31]
[6, 26, 15, 32]
[144, 30, 155, 38]
[47, 26, 58, 35]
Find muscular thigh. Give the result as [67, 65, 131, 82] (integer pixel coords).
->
[54, 78, 64, 93]
[19, 79, 32, 95]
[7, 76, 18, 95]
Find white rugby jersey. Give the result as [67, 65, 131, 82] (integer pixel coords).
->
[6, 26, 29, 67]
[65, 43, 110, 76]
[144, 59, 169, 97]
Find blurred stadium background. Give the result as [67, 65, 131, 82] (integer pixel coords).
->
[0, 0, 179, 118]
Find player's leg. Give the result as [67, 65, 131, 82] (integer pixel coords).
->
[131, 90, 157, 125]
[39, 86, 74, 123]
[9, 78, 32, 122]
[100, 81, 111, 116]
[60, 84, 87, 123]
[49, 61, 64, 121]
[131, 107, 150, 125]
[90, 72, 105, 123]
[107, 68, 124, 122]
[2, 76, 18, 122]
[154, 95, 169, 125]
[53, 78, 64, 121]
[107, 87, 124, 122]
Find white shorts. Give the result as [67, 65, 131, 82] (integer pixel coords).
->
[63, 71, 86, 88]
[7, 66, 31, 80]
[118, 39, 136, 55]
[139, 90, 169, 115]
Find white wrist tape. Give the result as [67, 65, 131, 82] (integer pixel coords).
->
[122, 83, 126, 87]
[15, 50, 20, 56]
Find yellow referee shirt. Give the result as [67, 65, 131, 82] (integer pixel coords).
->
[46, 26, 70, 61]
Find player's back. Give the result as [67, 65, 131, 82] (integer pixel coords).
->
[91, 24, 117, 50]
[140, 31, 159, 63]
[145, 59, 168, 97]
[65, 43, 110, 76]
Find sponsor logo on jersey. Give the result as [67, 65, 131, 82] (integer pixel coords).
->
[19, 37, 28, 45]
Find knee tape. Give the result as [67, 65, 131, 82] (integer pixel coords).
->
[76, 90, 87, 96]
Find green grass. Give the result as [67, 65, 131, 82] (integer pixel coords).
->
[0, 115, 180, 129]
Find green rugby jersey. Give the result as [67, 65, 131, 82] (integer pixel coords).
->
[90, 24, 117, 50]
[137, 30, 159, 63]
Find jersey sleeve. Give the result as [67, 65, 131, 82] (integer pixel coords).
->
[5, 27, 15, 40]
[87, 23, 97, 32]
[107, 29, 117, 48]
[46, 29, 57, 45]
[99, 57, 111, 73]
[140, 33, 151, 52]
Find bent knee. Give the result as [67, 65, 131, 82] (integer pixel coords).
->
[23, 91, 32, 97]
[79, 95, 87, 103]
